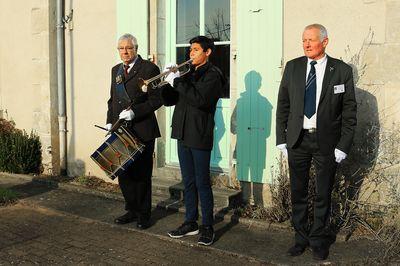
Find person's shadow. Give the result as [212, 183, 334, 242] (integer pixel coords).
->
[232, 71, 273, 205]
[330, 63, 380, 240]
[211, 104, 226, 170]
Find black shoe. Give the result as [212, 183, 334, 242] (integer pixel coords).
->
[136, 218, 151, 230]
[287, 244, 307, 256]
[312, 246, 329, 261]
[198, 226, 215, 246]
[114, 212, 137, 224]
[167, 222, 199, 238]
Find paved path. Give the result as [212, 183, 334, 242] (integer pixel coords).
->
[0, 204, 261, 265]
[0, 173, 389, 265]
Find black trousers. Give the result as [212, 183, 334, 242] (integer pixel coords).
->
[118, 139, 155, 220]
[177, 141, 214, 226]
[287, 131, 337, 248]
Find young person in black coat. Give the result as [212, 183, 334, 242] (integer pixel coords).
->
[160, 36, 225, 246]
[106, 34, 161, 230]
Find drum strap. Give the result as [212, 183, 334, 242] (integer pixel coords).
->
[115, 63, 132, 108]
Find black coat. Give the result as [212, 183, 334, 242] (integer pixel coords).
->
[161, 62, 225, 150]
[276, 55, 357, 154]
[107, 55, 162, 142]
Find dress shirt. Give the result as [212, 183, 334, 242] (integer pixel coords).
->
[125, 56, 138, 74]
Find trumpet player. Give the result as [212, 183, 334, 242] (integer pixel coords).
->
[160, 36, 226, 246]
[106, 33, 162, 230]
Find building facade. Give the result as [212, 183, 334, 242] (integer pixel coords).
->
[0, 0, 399, 205]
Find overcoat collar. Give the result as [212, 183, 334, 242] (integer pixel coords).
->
[124, 55, 144, 83]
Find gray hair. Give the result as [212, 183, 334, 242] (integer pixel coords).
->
[304, 24, 328, 41]
[118, 33, 138, 50]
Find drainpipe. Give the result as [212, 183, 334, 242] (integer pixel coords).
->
[56, 0, 67, 175]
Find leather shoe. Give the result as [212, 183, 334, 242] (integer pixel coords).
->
[114, 212, 137, 224]
[287, 244, 307, 256]
[312, 246, 329, 260]
[136, 219, 151, 230]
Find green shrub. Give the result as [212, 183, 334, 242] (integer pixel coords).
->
[0, 121, 42, 174]
[0, 187, 18, 205]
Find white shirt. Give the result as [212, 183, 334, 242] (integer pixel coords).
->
[125, 56, 138, 73]
[303, 54, 327, 129]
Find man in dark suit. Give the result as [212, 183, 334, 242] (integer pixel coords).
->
[160, 36, 225, 246]
[106, 33, 161, 229]
[276, 24, 357, 260]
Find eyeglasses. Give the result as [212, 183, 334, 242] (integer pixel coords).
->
[117, 47, 135, 51]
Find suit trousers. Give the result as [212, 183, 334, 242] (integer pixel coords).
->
[287, 131, 337, 248]
[118, 139, 155, 220]
[177, 141, 214, 226]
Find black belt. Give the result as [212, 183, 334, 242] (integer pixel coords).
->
[303, 128, 317, 133]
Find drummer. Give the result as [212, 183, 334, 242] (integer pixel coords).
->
[105, 33, 162, 229]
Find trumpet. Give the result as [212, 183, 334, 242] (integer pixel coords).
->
[138, 58, 193, 92]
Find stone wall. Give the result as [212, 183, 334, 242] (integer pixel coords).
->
[0, 0, 58, 174]
[284, 0, 400, 206]
[63, 0, 117, 178]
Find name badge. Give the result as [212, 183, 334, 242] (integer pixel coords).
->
[334, 84, 345, 94]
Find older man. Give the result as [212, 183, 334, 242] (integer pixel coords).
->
[276, 24, 357, 260]
[106, 34, 161, 229]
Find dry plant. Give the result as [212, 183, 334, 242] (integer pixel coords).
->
[332, 28, 400, 262]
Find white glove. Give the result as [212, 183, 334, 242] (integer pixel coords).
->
[105, 123, 112, 131]
[119, 109, 135, 121]
[334, 148, 347, 163]
[164, 63, 180, 86]
[277, 143, 288, 158]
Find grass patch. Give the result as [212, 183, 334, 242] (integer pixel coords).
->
[0, 187, 18, 206]
[74, 175, 90, 186]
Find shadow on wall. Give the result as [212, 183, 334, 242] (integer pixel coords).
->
[335, 63, 380, 205]
[231, 70, 273, 206]
[211, 106, 226, 171]
[67, 159, 86, 177]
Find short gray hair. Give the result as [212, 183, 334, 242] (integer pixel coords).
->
[304, 24, 328, 41]
[118, 33, 138, 50]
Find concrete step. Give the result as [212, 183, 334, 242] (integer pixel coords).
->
[151, 176, 242, 213]
[153, 166, 235, 189]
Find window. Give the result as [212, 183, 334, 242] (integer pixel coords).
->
[175, 0, 230, 97]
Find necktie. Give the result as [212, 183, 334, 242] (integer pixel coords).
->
[304, 61, 317, 118]
[124, 64, 129, 77]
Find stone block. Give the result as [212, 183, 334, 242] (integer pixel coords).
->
[31, 34, 45, 60]
[31, 59, 49, 85]
[363, 44, 400, 85]
[31, 7, 48, 34]
[386, 0, 400, 43]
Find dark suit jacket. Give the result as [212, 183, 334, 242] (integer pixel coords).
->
[160, 62, 225, 150]
[107, 55, 162, 142]
[276, 55, 357, 154]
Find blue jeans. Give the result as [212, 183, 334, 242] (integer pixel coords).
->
[177, 141, 214, 226]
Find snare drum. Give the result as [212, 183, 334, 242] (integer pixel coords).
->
[91, 125, 145, 180]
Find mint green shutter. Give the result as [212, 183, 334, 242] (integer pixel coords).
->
[236, 0, 282, 183]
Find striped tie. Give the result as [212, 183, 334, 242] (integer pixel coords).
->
[304, 61, 317, 118]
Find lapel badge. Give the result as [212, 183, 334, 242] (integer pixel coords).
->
[329, 66, 335, 72]
[116, 75, 123, 84]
